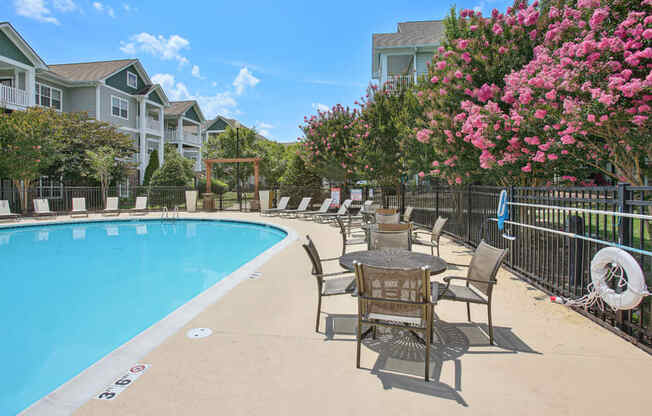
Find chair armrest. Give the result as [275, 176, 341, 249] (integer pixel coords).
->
[442, 276, 497, 286]
[320, 257, 340, 262]
[320, 271, 354, 278]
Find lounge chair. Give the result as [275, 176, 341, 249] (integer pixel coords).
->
[436, 240, 508, 345]
[33, 199, 56, 218]
[279, 197, 312, 218]
[413, 217, 448, 256]
[0, 200, 20, 221]
[129, 196, 148, 216]
[354, 262, 433, 381]
[302, 235, 356, 332]
[297, 198, 332, 220]
[261, 196, 290, 216]
[369, 223, 411, 250]
[313, 199, 352, 223]
[335, 216, 367, 255]
[375, 209, 400, 224]
[103, 197, 120, 216]
[403, 206, 414, 223]
[71, 197, 89, 218]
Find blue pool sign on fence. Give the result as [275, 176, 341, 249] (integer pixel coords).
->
[351, 189, 362, 201]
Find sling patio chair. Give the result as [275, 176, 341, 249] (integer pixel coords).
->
[348, 200, 375, 222]
[33, 199, 57, 218]
[403, 206, 414, 223]
[412, 216, 448, 256]
[128, 196, 148, 216]
[279, 197, 312, 218]
[71, 197, 89, 218]
[335, 216, 367, 256]
[103, 197, 120, 216]
[375, 209, 400, 224]
[302, 235, 356, 332]
[297, 198, 332, 220]
[0, 200, 20, 221]
[261, 196, 290, 216]
[313, 199, 352, 223]
[435, 240, 508, 345]
[369, 225, 411, 251]
[354, 262, 434, 381]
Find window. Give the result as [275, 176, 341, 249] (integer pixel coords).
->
[127, 71, 138, 89]
[111, 96, 129, 119]
[35, 83, 62, 111]
[118, 180, 130, 198]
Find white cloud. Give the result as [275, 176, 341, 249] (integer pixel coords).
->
[92, 1, 103, 11]
[122, 3, 135, 12]
[14, 0, 60, 24]
[151, 73, 189, 101]
[255, 122, 275, 138]
[92, 1, 114, 17]
[120, 33, 190, 66]
[312, 103, 329, 112]
[52, 0, 77, 12]
[191, 65, 203, 79]
[108, 6, 115, 17]
[233, 67, 260, 96]
[258, 122, 274, 129]
[152, 73, 238, 118]
[211, 81, 217, 87]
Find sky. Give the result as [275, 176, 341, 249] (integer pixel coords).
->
[3, 0, 512, 143]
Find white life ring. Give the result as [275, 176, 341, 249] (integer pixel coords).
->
[591, 247, 647, 310]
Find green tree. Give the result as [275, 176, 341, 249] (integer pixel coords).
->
[252, 139, 287, 187]
[203, 125, 258, 188]
[85, 146, 118, 206]
[279, 145, 323, 202]
[0, 108, 63, 211]
[143, 149, 159, 185]
[150, 150, 195, 187]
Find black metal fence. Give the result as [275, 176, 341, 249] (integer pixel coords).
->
[377, 184, 651, 351]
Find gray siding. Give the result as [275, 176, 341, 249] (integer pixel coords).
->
[34, 76, 71, 113]
[66, 87, 96, 118]
[99, 85, 137, 129]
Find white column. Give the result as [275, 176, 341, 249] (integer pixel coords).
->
[177, 118, 183, 153]
[26, 69, 35, 107]
[413, 49, 418, 82]
[139, 98, 147, 184]
[158, 106, 164, 165]
[380, 54, 388, 85]
[95, 84, 101, 120]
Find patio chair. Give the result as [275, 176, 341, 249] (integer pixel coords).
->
[261, 196, 290, 216]
[297, 198, 332, 220]
[335, 216, 366, 255]
[436, 240, 508, 345]
[354, 262, 433, 381]
[413, 217, 448, 256]
[403, 206, 414, 223]
[279, 197, 312, 218]
[302, 235, 356, 332]
[0, 200, 20, 221]
[314, 199, 352, 223]
[375, 209, 400, 224]
[71, 197, 88, 218]
[103, 197, 120, 216]
[369, 226, 411, 250]
[129, 196, 148, 216]
[33, 199, 56, 217]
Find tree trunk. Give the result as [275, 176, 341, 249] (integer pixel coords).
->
[13, 178, 31, 214]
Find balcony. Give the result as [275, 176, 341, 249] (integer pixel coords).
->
[165, 128, 202, 146]
[182, 150, 202, 172]
[146, 116, 161, 131]
[0, 84, 30, 108]
[383, 74, 414, 92]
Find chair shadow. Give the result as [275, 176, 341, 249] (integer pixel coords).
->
[323, 314, 539, 404]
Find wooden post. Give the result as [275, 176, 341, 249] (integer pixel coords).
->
[254, 159, 259, 200]
[206, 161, 211, 193]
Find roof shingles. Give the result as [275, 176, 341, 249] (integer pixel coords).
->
[47, 59, 137, 82]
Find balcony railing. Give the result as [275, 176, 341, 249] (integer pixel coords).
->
[183, 150, 202, 171]
[383, 75, 414, 92]
[146, 117, 161, 131]
[0, 84, 29, 107]
[164, 128, 201, 146]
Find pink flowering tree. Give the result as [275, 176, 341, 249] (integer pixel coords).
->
[464, 0, 651, 186]
[414, 2, 543, 185]
[299, 104, 360, 182]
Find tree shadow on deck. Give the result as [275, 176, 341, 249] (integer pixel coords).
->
[323, 314, 539, 404]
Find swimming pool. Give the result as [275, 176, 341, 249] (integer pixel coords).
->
[0, 219, 287, 415]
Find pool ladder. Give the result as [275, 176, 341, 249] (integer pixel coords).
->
[161, 206, 180, 222]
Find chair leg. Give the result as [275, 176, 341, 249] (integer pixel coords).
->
[425, 327, 431, 382]
[488, 303, 494, 345]
[436, 244, 440, 257]
[315, 293, 322, 332]
[372, 325, 377, 340]
[430, 245, 434, 256]
[466, 302, 471, 321]
[356, 318, 362, 369]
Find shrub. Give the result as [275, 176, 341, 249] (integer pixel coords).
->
[143, 149, 159, 185]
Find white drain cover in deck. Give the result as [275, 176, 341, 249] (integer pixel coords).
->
[186, 328, 213, 339]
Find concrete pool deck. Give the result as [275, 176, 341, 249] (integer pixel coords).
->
[6, 212, 651, 415]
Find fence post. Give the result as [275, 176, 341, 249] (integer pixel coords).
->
[617, 183, 632, 247]
[466, 186, 472, 243]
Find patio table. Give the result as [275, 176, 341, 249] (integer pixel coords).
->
[339, 248, 447, 275]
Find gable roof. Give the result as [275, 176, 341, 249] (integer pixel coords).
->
[48, 59, 139, 82]
[373, 20, 445, 49]
[0, 22, 47, 68]
[165, 100, 205, 122]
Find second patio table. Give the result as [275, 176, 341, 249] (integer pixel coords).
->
[339, 248, 447, 275]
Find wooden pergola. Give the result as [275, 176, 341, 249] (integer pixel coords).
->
[204, 157, 261, 198]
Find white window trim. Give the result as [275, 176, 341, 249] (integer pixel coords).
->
[111, 95, 129, 120]
[35, 82, 63, 112]
[126, 71, 138, 89]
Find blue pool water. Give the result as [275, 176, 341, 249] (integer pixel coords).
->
[0, 219, 286, 415]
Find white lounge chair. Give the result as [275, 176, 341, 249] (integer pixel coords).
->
[33, 199, 56, 218]
[103, 197, 120, 216]
[71, 197, 88, 218]
[129, 196, 148, 216]
[314, 199, 352, 223]
[280, 197, 312, 218]
[0, 200, 20, 221]
[261, 196, 290, 216]
[298, 198, 333, 220]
